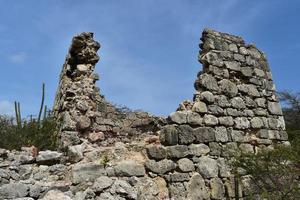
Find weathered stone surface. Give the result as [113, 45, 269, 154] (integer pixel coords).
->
[197, 73, 219, 91]
[203, 114, 218, 126]
[145, 159, 176, 174]
[218, 79, 238, 97]
[231, 97, 245, 109]
[218, 116, 234, 126]
[169, 111, 187, 124]
[268, 101, 283, 115]
[72, 163, 106, 184]
[92, 176, 114, 193]
[187, 111, 203, 125]
[200, 91, 215, 103]
[250, 117, 264, 128]
[234, 117, 250, 129]
[160, 125, 178, 146]
[146, 145, 167, 160]
[210, 177, 225, 199]
[76, 115, 91, 130]
[0, 183, 29, 199]
[187, 173, 209, 200]
[41, 190, 72, 200]
[111, 179, 137, 199]
[188, 143, 210, 156]
[178, 158, 195, 172]
[215, 126, 229, 142]
[192, 101, 208, 113]
[196, 156, 218, 178]
[115, 160, 145, 177]
[177, 125, 195, 144]
[36, 150, 62, 165]
[193, 127, 216, 142]
[167, 145, 189, 158]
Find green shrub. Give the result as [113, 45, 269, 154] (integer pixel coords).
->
[0, 83, 58, 150]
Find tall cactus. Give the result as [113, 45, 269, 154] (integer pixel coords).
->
[14, 101, 22, 128]
[37, 83, 45, 125]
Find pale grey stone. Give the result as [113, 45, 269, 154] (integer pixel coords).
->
[268, 117, 279, 129]
[267, 102, 282, 115]
[72, 163, 106, 184]
[210, 178, 225, 199]
[230, 97, 246, 109]
[226, 108, 243, 117]
[224, 61, 240, 71]
[169, 111, 187, 124]
[146, 145, 167, 160]
[92, 176, 114, 193]
[239, 46, 249, 55]
[222, 142, 239, 157]
[198, 73, 219, 91]
[254, 108, 268, 116]
[218, 116, 234, 126]
[0, 183, 29, 199]
[257, 129, 269, 139]
[76, 115, 91, 130]
[237, 84, 260, 97]
[187, 111, 203, 125]
[67, 144, 84, 163]
[167, 145, 189, 158]
[229, 129, 245, 142]
[196, 156, 218, 178]
[169, 182, 187, 199]
[203, 114, 218, 126]
[234, 117, 250, 129]
[209, 142, 222, 156]
[188, 144, 210, 156]
[115, 160, 145, 177]
[217, 158, 231, 178]
[209, 65, 229, 78]
[244, 96, 257, 108]
[218, 79, 238, 97]
[192, 101, 207, 113]
[111, 180, 137, 199]
[250, 117, 264, 128]
[241, 66, 253, 77]
[234, 53, 245, 62]
[216, 95, 231, 107]
[255, 98, 266, 108]
[187, 173, 209, 200]
[228, 43, 238, 52]
[178, 158, 195, 172]
[145, 159, 176, 174]
[208, 105, 224, 115]
[254, 68, 265, 77]
[170, 172, 190, 182]
[239, 143, 254, 154]
[36, 150, 62, 165]
[200, 91, 215, 103]
[215, 126, 229, 142]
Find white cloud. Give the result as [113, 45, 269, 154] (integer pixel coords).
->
[9, 52, 27, 64]
[0, 100, 14, 116]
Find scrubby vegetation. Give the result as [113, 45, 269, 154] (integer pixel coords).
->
[0, 84, 57, 150]
[233, 91, 300, 200]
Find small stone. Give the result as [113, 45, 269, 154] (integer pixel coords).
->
[41, 190, 72, 200]
[234, 117, 250, 129]
[111, 180, 137, 199]
[187, 111, 203, 125]
[231, 97, 246, 109]
[178, 125, 195, 144]
[228, 44, 238, 52]
[218, 116, 234, 126]
[267, 102, 283, 115]
[187, 173, 209, 200]
[178, 158, 195, 172]
[210, 178, 225, 199]
[198, 73, 219, 91]
[188, 144, 210, 156]
[239, 143, 254, 154]
[241, 66, 253, 77]
[215, 126, 229, 142]
[222, 142, 239, 157]
[224, 61, 241, 71]
[234, 53, 245, 62]
[146, 145, 167, 160]
[115, 160, 145, 177]
[254, 68, 265, 77]
[216, 95, 231, 107]
[159, 125, 178, 146]
[167, 145, 189, 158]
[217, 158, 231, 178]
[76, 115, 91, 130]
[200, 91, 215, 103]
[145, 159, 176, 174]
[193, 127, 216, 143]
[67, 144, 84, 163]
[239, 46, 249, 55]
[218, 79, 238, 97]
[88, 131, 105, 143]
[92, 176, 114, 193]
[208, 105, 224, 115]
[169, 182, 187, 199]
[209, 142, 222, 156]
[72, 163, 106, 184]
[192, 101, 207, 113]
[169, 111, 187, 124]
[36, 150, 62, 165]
[203, 114, 218, 126]
[255, 98, 266, 107]
[196, 156, 218, 178]
[257, 129, 269, 139]
[170, 172, 190, 182]
[0, 183, 29, 199]
[229, 129, 245, 142]
[250, 117, 264, 128]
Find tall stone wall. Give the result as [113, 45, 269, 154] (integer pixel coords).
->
[144, 28, 289, 199]
[53, 32, 163, 149]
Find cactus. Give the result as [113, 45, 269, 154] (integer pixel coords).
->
[37, 83, 45, 125]
[14, 101, 22, 128]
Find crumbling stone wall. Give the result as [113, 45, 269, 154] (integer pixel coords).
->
[144, 28, 289, 199]
[53, 32, 162, 149]
[0, 29, 290, 200]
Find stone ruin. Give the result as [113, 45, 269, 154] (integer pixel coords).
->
[0, 29, 289, 200]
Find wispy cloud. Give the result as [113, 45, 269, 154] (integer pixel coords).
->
[0, 100, 14, 116]
[9, 52, 27, 64]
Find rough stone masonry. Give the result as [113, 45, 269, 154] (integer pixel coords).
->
[0, 29, 289, 200]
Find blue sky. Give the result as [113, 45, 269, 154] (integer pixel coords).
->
[0, 0, 299, 117]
